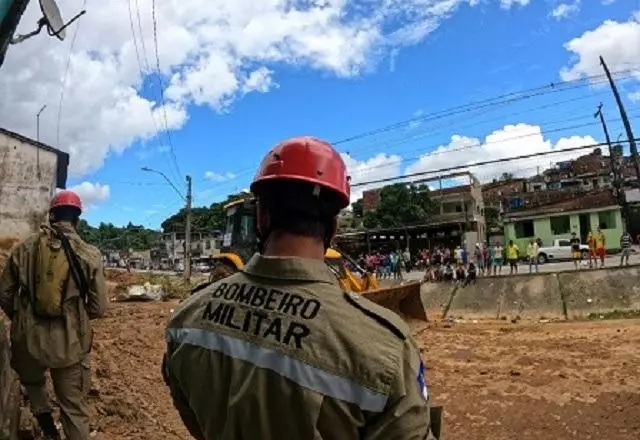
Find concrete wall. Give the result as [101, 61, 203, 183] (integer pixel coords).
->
[0, 131, 59, 250]
[421, 265, 640, 320]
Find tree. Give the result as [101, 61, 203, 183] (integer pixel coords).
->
[500, 172, 514, 181]
[484, 206, 502, 233]
[363, 210, 379, 229]
[76, 220, 161, 252]
[364, 183, 438, 228]
[351, 198, 364, 218]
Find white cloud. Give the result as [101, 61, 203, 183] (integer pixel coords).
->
[551, 1, 580, 20]
[68, 181, 111, 209]
[630, 90, 640, 102]
[602, 0, 617, 5]
[343, 123, 599, 201]
[0, 0, 524, 180]
[342, 152, 403, 203]
[559, 13, 640, 93]
[204, 171, 237, 181]
[500, 0, 530, 9]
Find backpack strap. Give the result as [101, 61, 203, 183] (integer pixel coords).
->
[52, 226, 89, 303]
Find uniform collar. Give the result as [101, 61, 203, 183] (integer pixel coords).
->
[242, 253, 337, 285]
[41, 222, 78, 236]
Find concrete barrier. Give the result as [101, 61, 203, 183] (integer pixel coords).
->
[559, 265, 640, 319]
[427, 264, 640, 320]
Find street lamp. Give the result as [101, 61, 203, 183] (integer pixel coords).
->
[141, 167, 192, 283]
[35, 104, 47, 178]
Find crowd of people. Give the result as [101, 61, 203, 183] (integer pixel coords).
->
[352, 227, 637, 287]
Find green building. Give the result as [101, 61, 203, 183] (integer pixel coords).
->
[503, 205, 623, 251]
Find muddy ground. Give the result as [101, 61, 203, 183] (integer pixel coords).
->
[86, 300, 640, 440]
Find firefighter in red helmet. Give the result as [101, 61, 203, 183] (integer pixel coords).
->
[163, 137, 433, 439]
[0, 190, 107, 440]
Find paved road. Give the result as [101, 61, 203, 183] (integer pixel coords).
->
[398, 251, 640, 281]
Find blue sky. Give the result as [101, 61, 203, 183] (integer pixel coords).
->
[21, 0, 640, 229]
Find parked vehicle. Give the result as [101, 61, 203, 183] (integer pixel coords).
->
[537, 239, 589, 264]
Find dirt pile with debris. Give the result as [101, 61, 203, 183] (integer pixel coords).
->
[83, 301, 640, 439]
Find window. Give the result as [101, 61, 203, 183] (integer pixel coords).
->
[550, 215, 570, 235]
[558, 239, 571, 247]
[514, 220, 534, 238]
[598, 211, 617, 229]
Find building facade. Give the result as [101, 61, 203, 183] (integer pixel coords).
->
[352, 172, 486, 255]
[0, 127, 69, 247]
[503, 190, 623, 251]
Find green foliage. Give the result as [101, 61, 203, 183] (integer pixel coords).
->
[351, 199, 364, 218]
[160, 192, 247, 233]
[76, 220, 161, 252]
[363, 183, 438, 229]
[484, 206, 502, 232]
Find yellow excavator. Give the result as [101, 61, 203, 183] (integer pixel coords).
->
[204, 196, 427, 322]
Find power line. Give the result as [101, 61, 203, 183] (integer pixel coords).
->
[151, 0, 182, 181]
[56, 0, 87, 149]
[334, 114, 640, 178]
[341, 88, 613, 159]
[351, 138, 640, 188]
[126, 0, 181, 187]
[133, 0, 151, 72]
[332, 68, 639, 146]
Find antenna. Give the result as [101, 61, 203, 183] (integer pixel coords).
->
[10, 0, 86, 45]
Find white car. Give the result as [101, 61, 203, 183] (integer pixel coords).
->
[537, 239, 589, 264]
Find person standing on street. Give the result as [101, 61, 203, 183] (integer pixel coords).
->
[506, 240, 519, 275]
[162, 137, 436, 439]
[595, 226, 606, 268]
[587, 230, 597, 269]
[526, 239, 539, 274]
[0, 191, 108, 440]
[620, 228, 633, 266]
[570, 232, 582, 270]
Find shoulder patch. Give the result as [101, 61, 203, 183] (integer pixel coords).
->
[343, 291, 409, 340]
[417, 361, 429, 401]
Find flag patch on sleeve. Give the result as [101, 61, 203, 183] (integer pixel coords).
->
[417, 361, 429, 401]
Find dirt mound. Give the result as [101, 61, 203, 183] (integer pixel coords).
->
[105, 269, 146, 286]
[89, 301, 189, 439]
[66, 303, 640, 439]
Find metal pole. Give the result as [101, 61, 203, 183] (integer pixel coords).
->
[595, 103, 627, 229]
[600, 56, 640, 179]
[184, 175, 192, 283]
[36, 104, 46, 178]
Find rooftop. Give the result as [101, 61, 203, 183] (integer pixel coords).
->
[0, 127, 70, 188]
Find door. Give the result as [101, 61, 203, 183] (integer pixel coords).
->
[578, 214, 590, 244]
[556, 239, 572, 259]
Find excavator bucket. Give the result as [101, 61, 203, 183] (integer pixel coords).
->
[360, 281, 427, 322]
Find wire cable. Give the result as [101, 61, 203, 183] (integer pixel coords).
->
[351, 138, 640, 188]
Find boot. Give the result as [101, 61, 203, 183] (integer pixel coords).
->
[35, 412, 61, 440]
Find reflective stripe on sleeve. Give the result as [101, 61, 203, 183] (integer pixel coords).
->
[166, 327, 389, 412]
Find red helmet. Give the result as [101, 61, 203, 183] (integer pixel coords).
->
[251, 137, 351, 209]
[50, 190, 82, 212]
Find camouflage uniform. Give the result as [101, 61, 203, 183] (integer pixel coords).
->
[163, 254, 432, 439]
[0, 222, 108, 440]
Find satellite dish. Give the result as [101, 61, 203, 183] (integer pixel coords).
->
[39, 0, 66, 41]
[9, 0, 85, 45]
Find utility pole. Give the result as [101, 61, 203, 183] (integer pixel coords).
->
[594, 103, 616, 181]
[600, 56, 640, 179]
[595, 103, 627, 228]
[184, 175, 192, 283]
[36, 104, 46, 178]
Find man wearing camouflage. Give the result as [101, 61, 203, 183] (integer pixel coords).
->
[0, 190, 108, 440]
[163, 137, 435, 439]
